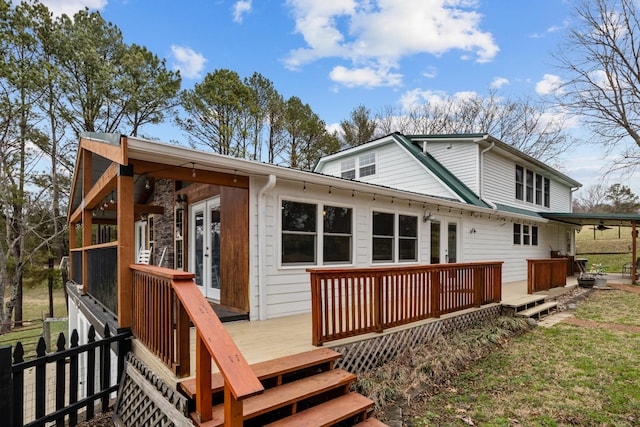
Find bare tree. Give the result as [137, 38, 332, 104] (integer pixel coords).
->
[555, 0, 640, 169]
[574, 184, 609, 212]
[375, 92, 574, 164]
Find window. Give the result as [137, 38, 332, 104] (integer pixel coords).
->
[523, 225, 530, 245]
[515, 165, 550, 207]
[513, 223, 521, 245]
[359, 153, 376, 177]
[513, 223, 539, 246]
[399, 215, 418, 261]
[372, 211, 394, 262]
[282, 201, 317, 264]
[544, 177, 550, 208]
[535, 174, 543, 205]
[372, 212, 419, 262]
[323, 205, 352, 263]
[515, 165, 524, 201]
[340, 159, 355, 179]
[526, 170, 534, 203]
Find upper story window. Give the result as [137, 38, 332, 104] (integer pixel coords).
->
[516, 165, 550, 208]
[359, 153, 376, 177]
[341, 159, 356, 179]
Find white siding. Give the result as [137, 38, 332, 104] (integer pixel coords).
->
[426, 142, 480, 193]
[316, 142, 459, 200]
[249, 179, 472, 320]
[482, 150, 575, 212]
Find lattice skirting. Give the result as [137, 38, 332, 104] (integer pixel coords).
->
[330, 305, 502, 375]
[114, 352, 192, 427]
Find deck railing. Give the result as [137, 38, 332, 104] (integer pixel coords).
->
[70, 243, 118, 314]
[308, 262, 502, 346]
[130, 264, 263, 426]
[527, 258, 567, 293]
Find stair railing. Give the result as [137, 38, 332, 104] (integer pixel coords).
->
[131, 264, 264, 425]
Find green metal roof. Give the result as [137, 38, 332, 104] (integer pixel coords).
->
[539, 212, 640, 227]
[391, 133, 492, 208]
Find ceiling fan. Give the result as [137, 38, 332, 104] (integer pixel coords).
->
[593, 221, 611, 231]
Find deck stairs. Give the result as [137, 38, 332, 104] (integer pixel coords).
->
[501, 294, 558, 319]
[180, 348, 387, 427]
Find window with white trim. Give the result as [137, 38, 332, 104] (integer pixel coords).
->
[340, 159, 356, 179]
[515, 164, 550, 208]
[372, 211, 419, 262]
[282, 201, 317, 265]
[513, 223, 538, 246]
[359, 152, 376, 177]
[323, 205, 352, 264]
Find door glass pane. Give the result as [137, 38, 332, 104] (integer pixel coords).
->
[448, 223, 457, 263]
[194, 210, 204, 286]
[210, 207, 221, 291]
[430, 221, 440, 264]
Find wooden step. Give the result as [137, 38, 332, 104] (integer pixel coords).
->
[354, 418, 390, 427]
[180, 348, 342, 400]
[263, 392, 376, 427]
[515, 301, 558, 318]
[501, 294, 547, 309]
[194, 369, 356, 427]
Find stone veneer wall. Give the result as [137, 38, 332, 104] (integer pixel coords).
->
[151, 179, 175, 268]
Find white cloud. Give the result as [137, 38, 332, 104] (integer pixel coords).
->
[284, 0, 498, 88]
[399, 89, 477, 111]
[37, 0, 107, 17]
[170, 45, 207, 79]
[489, 77, 509, 89]
[535, 73, 564, 96]
[233, 1, 252, 23]
[329, 65, 402, 88]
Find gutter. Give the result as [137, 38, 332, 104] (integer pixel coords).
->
[479, 138, 497, 210]
[257, 174, 276, 320]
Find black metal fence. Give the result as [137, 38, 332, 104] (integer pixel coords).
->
[0, 323, 132, 427]
[70, 246, 118, 314]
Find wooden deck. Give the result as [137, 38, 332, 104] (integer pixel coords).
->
[133, 273, 632, 388]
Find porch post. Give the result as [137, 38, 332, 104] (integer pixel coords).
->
[82, 150, 92, 295]
[117, 165, 135, 328]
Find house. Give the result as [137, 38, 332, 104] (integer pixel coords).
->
[64, 131, 587, 425]
[67, 132, 584, 328]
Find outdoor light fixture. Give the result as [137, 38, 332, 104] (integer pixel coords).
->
[176, 194, 187, 210]
[423, 211, 436, 222]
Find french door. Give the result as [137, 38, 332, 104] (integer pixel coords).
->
[190, 197, 221, 300]
[430, 219, 458, 263]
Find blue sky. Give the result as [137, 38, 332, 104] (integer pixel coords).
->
[39, 0, 638, 197]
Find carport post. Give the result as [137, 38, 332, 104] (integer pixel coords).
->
[633, 221, 637, 284]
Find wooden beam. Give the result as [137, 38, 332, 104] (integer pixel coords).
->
[82, 151, 93, 295]
[129, 159, 249, 189]
[117, 166, 135, 328]
[69, 162, 119, 223]
[80, 136, 127, 166]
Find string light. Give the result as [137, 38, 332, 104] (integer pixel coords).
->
[192, 163, 196, 178]
[328, 186, 332, 195]
[233, 170, 238, 183]
[391, 197, 394, 204]
[145, 179, 150, 190]
[303, 182, 307, 192]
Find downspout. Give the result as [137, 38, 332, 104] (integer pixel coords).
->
[479, 139, 497, 209]
[257, 174, 276, 320]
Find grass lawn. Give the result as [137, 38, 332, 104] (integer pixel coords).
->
[575, 226, 636, 273]
[0, 284, 68, 358]
[401, 288, 640, 426]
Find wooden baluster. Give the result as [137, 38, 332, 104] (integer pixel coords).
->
[195, 332, 212, 422]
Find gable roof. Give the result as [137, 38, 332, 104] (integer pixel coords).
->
[406, 133, 582, 188]
[389, 133, 491, 208]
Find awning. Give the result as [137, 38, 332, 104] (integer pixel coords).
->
[540, 212, 640, 283]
